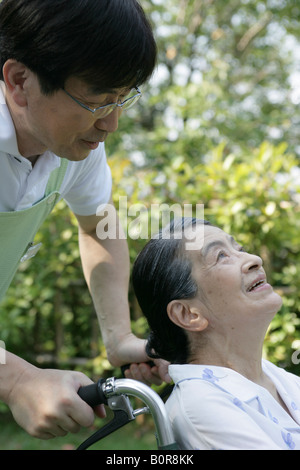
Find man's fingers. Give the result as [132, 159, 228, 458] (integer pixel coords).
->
[124, 363, 163, 386]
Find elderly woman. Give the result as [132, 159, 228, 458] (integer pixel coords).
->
[132, 218, 300, 450]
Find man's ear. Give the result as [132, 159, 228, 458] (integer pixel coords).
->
[167, 300, 208, 332]
[2, 59, 29, 107]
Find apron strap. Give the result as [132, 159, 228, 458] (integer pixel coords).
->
[0, 158, 69, 303]
[45, 158, 69, 195]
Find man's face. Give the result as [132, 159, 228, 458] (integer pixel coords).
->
[21, 75, 128, 161]
[188, 225, 283, 330]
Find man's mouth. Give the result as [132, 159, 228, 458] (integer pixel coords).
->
[81, 140, 101, 150]
[81, 133, 108, 149]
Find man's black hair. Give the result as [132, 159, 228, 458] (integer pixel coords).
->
[0, 0, 157, 94]
[132, 218, 212, 364]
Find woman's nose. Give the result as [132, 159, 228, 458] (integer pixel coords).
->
[242, 253, 263, 273]
[95, 107, 121, 134]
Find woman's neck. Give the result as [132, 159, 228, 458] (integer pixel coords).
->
[189, 328, 266, 385]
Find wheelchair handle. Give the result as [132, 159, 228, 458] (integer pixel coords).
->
[78, 376, 178, 450]
[78, 379, 107, 407]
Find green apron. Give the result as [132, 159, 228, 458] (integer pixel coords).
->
[0, 158, 69, 302]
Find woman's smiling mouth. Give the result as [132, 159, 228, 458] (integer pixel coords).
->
[246, 274, 271, 293]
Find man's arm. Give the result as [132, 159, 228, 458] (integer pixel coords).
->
[76, 202, 170, 384]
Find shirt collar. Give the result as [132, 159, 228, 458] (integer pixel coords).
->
[0, 81, 23, 158]
[168, 363, 264, 402]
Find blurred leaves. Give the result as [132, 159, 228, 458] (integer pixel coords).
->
[1, 0, 300, 375]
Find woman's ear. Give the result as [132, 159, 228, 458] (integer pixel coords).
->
[2, 59, 28, 107]
[167, 300, 208, 332]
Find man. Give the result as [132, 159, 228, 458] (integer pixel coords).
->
[0, 0, 168, 440]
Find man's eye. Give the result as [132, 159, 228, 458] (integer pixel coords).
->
[86, 101, 104, 109]
[118, 93, 130, 103]
[87, 95, 116, 108]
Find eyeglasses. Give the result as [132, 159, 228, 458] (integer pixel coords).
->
[62, 86, 142, 119]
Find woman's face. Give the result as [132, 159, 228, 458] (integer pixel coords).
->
[188, 225, 283, 330]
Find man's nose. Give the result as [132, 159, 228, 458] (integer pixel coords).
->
[95, 107, 121, 134]
[242, 253, 263, 273]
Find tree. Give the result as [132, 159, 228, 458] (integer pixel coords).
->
[1, 0, 300, 376]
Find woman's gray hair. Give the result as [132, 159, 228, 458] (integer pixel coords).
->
[132, 218, 212, 364]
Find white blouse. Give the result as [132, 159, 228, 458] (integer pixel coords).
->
[166, 359, 300, 450]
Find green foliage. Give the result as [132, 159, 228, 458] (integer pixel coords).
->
[112, 141, 300, 371]
[1, 0, 300, 378]
[1, 141, 299, 375]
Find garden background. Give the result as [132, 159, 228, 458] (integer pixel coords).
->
[1, 0, 300, 449]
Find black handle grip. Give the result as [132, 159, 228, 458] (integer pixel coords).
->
[78, 379, 107, 407]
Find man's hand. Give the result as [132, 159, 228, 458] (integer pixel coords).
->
[7, 366, 105, 439]
[123, 359, 171, 386]
[109, 333, 171, 386]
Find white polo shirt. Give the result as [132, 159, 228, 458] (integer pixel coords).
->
[166, 359, 300, 450]
[0, 81, 112, 216]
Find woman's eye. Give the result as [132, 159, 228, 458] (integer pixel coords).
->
[217, 250, 227, 261]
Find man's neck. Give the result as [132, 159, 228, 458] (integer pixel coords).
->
[5, 89, 46, 162]
[27, 155, 40, 167]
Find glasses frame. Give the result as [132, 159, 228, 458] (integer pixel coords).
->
[62, 86, 142, 118]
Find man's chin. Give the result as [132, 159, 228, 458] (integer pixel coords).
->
[56, 146, 92, 162]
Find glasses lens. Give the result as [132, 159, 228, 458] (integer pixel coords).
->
[122, 93, 141, 110]
[93, 90, 141, 118]
[94, 105, 116, 119]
